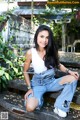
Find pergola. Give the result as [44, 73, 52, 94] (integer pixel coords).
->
[13, 1, 80, 52]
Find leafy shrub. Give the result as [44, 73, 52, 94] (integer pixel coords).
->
[0, 36, 25, 91]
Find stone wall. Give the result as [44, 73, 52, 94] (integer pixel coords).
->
[59, 51, 80, 63]
[8, 14, 34, 49]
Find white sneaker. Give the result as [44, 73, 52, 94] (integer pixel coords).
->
[54, 108, 67, 118]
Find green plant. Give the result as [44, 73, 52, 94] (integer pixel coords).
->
[0, 36, 24, 91]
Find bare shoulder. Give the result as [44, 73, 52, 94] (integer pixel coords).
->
[27, 49, 32, 55]
[25, 49, 32, 61]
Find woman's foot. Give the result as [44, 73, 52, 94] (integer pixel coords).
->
[54, 107, 67, 118]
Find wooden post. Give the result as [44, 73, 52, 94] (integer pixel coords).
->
[31, 0, 34, 30]
[62, 24, 66, 51]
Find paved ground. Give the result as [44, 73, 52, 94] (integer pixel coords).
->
[0, 106, 32, 120]
[0, 91, 80, 120]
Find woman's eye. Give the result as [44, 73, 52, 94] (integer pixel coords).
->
[40, 36, 49, 39]
[46, 36, 49, 39]
[40, 35, 44, 38]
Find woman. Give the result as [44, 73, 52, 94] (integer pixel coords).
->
[23, 25, 79, 118]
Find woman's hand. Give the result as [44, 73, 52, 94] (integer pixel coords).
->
[69, 70, 79, 80]
[24, 89, 33, 100]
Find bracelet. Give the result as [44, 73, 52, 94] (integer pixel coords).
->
[27, 86, 31, 90]
[66, 69, 69, 74]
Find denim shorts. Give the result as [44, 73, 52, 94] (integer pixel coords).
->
[25, 69, 64, 108]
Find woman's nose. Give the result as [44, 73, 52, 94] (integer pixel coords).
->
[43, 38, 46, 42]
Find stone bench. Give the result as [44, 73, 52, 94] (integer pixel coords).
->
[61, 61, 80, 69]
[7, 78, 80, 105]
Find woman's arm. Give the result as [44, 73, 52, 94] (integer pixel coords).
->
[23, 49, 32, 88]
[59, 63, 79, 80]
[58, 63, 69, 73]
[24, 49, 34, 99]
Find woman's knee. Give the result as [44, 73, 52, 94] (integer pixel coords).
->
[70, 76, 78, 84]
[26, 97, 38, 112]
[59, 75, 77, 85]
[26, 103, 34, 112]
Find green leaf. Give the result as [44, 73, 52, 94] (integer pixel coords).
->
[4, 72, 9, 80]
[12, 67, 18, 73]
[5, 59, 13, 67]
[0, 70, 4, 76]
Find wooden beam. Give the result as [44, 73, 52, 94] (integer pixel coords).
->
[18, 2, 47, 6]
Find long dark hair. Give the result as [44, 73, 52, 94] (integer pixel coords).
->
[34, 25, 59, 69]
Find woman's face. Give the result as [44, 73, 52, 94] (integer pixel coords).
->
[37, 30, 49, 48]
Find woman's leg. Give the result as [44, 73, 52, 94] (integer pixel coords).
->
[25, 86, 46, 112]
[54, 75, 78, 112]
[46, 75, 78, 112]
[26, 97, 38, 112]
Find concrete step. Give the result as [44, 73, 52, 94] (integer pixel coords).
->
[8, 79, 27, 92]
[0, 91, 79, 120]
[7, 79, 80, 105]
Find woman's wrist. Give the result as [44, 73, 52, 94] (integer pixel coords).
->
[66, 69, 70, 74]
[27, 86, 32, 90]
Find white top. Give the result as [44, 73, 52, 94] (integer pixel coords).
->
[31, 48, 47, 73]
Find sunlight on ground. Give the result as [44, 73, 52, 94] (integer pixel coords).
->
[70, 102, 80, 110]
